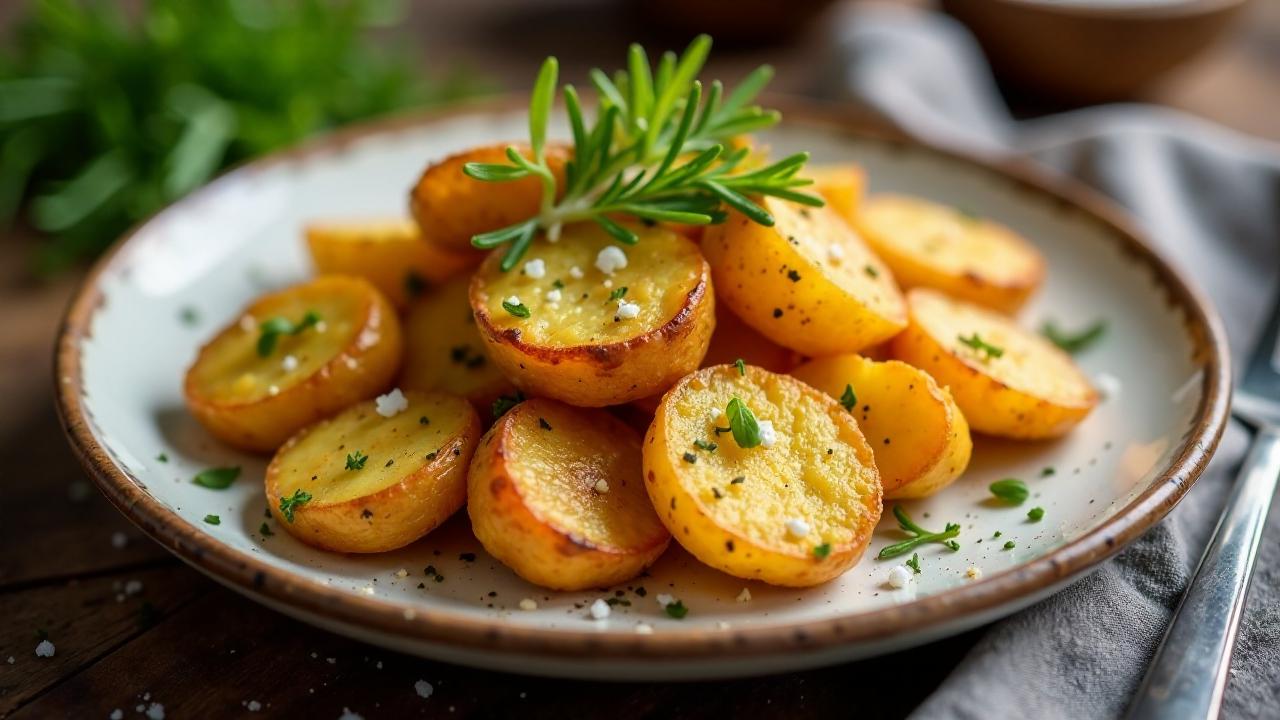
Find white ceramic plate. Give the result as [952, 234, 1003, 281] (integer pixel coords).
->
[56, 100, 1229, 680]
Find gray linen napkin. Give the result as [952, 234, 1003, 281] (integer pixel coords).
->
[821, 4, 1280, 718]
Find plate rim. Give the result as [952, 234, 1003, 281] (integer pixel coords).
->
[53, 96, 1232, 662]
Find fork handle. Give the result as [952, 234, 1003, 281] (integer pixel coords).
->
[1127, 424, 1280, 720]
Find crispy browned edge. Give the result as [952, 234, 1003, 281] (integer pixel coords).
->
[53, 95, 1231, 662]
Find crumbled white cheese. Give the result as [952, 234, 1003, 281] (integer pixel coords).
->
[34, 640, 54, 658]
[616, 300, 641, 319]
[965, 566, 983, 580]
[375, 388, 409, 418]
[635, 623, 654, 635]
[589, 598, 611, 620]
[145, 703, 165, 720]
[518, 598, 538, 611]
[736, 588, 752, 603]
[394, 568, 408, 579]
[758, 419, 777, 448]
[414, 680, 434, 699]
[568, 265, 584, 279]
[888, 565, 913, 589]
[6, 656, 13, 664]
[593, 478, 610, 494]
[523, 258, 546, 279]
[111, 531, 128, 549]
[281, 354, 299, 372]
[655, 593, 676, 609]
[602, 279, 613, 289]
[708, 405, 724, 423]
[595, 246, 628, 275]
[504, 295, 522, 307]
[1095, 372, 1122, 401]
[545, 288, 562, 303]
[827, 243, 845, 263]
[785, 518, 810, 538]
[246, 700, 262, 712]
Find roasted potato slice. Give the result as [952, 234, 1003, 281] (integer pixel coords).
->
[890, 289, 1097, 439]
[468, 398, 670, 590]
[185, 276, 403, 452]
[305, 219, 479, 308]
[266, 391, 480, 552]
[470, 222, 715, 407]
[409, 142, 569, 253]
[808, 164, 867, 225]
[854, 194, 1046, 313]
[400, 276, 515, 415]
[644, 365, 882, 587]
[792, 354, 972, 499]
[702, 198, 906, 356]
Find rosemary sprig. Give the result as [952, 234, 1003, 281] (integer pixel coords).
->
[878, 505, 961, 559]
[464, 35, 824, 270]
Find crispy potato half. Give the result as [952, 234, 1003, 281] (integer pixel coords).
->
[808, 164, 867, 225]
[266, 391, 480, 553]
[400, 276, 514, 415]
[305, 219, 480, 308]
[468, 398, 670, 590]
[470, 222, 715, 407]
[644, 365, 882, 587]
[184, 276, 403, 452]
[854, 194, 1046, 313]
[891, 289, 1097, 439]
[792, 354, 972, 499]
[702, 197, 906, 356]
[409, 142, 569, 253]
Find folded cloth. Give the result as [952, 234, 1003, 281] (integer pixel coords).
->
[820, 4, 1280, 718]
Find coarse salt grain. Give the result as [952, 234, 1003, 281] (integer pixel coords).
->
[375, 388, 409, 418]
[34, 640, 54, 658]
[545, 288, 562, 303]
[339, 708, 364, 720]
[414, 680, 434, 699]
[110, 710, 123, 720]
[569, 265, 584, 279]
[888, 566, 913, 589]
[394, 568, 408, 579]
[145, 703, 165, 720]
[523, 258, 546, 279]
[519, 598, 538, 611]
[504, 295, 522, 307]
[736, 588, 752, 603]
[124, 579, 143, 595]
[758, 419, 777, 448]
[589, 598, 611, 620]
[594, 479, 610, 494]
[595, 246, 628, 275]
[827, 243, 845, 262]
[655, 593, 676, 609]
[281, 354, 298, 372]
[246, 700, 262, 712]
[785, 518, 810, 538]
[616, 300, 641, 319]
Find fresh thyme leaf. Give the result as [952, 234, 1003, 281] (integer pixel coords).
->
[278, 489, 312, 523]
[813, 543, 832, 559]
[664, 600, 688, 619]
[203, 514, 221, 525]
[906, 553, 921, 573]
[1027, 507, 1045, 522]
[192, 466, 240, 490]
[878, 505, 961, 559]
[989, 478, 1029, 504]
[957, 332, 1004, 360]
[345, 451, 368, 471]
[608, 286, 628, 302]
[466, 35, 824, 268]
[734, 358, 746, 376]
[492, 391, 526, 418]
[1041, 320, 1107, 354]
[840, 384, 857, 411]
[256, 310, 321, 357]
[502, 299, 531, 318]
[1004, 540, 1016, 550]
[693, 439, 717, 453]
[725, 396, 761, 449]
[260, 522, 274, 537]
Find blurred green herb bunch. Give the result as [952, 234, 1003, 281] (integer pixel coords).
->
[0, 0, 481, 271]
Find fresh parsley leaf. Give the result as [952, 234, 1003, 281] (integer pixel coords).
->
[345, 451, 368, 470]
[957, 332, 1004, 360]
[192, 466, 240, 490]
[877, 505, 961, 559]
[989, 478, 1029, 504]
[1027, 507, 1045, 522]
[1004, 540, 1016, 550]
[840, 384, 857, 411]
[256, 310, 321, 357]
[203, 514, 221, 525]
[278, 489, 312, 523]
[693, 439, 717, 452]
[906, 553, 921, 573]
[492, 390, 526, 418]
[725, 396, 761, 449]
[502, 299, 530, 318]
[682, 451, 698, 464]
[664, 600, 688, 619]
[608, 286, 628, 302]
[813, 543, 832, 559]
[734, 358, 746, 376]
[1041, 320, 1106, 354]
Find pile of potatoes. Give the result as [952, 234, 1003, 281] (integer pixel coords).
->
[183, 143, 1097, 590]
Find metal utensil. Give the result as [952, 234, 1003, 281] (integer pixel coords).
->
[1128, 296, 1280, 720]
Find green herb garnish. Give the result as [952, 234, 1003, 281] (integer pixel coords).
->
[905, 553, 921, 574]
[502, 299, 530, 318]
[878, 505, 961, 559]
[492, 390, 526, 418]
[725, 396, 761, 449]
[608, 286, 628, 302]
[1004, 540, 1016, 550]
[345, 451, 368, 471]
[989, 478, 1029, 505]
[260, 522, 274, 537]
[1027, 507, 1045, 522]
[693, 439, 717, 453]
[840, 384, 857, 411]
[957, 333, 1004, 360]
[682, 452, 698, 464]
[192, 466, 240, 490]
[156, 453, 169, 463]
[734, 358, 746, 376]
[1041, 320, 1106, 354]
[1040, 466, 1056, 477]
[256, 310, 321, 357]
[664, 600, 689, 619]
[813, 543, 832, 559]
[463, 36, 824, 270]
[863, 265, 878, 278]
[278, 489, 312, 523]
[203, 514, 221, 525]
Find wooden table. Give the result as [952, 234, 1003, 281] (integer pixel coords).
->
[2, 1, 1276, 717]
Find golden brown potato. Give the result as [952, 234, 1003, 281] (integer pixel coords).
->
[409, 142, 569, 253]
[792, 354, 972, 499]
[468, 398, 670, 590]
[890, 289, 1097, 439]
[400, 276, 515, 416]
[305, 219, 480, 308]
[808, 164, 867, 225]
[702, 197, 906, 356]
[854, 194, 1046, 314]
[644, 364, 882, 587]
[185, 276, 403, 452]
[266, 391, 480, 552]
[470, 222, 715, 407]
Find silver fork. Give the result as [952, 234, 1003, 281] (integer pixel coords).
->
[1128, 296, 1280, 720]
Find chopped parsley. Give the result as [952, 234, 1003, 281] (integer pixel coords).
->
[664, 600, 688, 619]
[256, 310, 321, 357]
[725, 396, 761, 449]
[608, 286, 628, 302]
[840, 384, 857, 411]
[492, 391, 526, 418]
[730, 476, 745, 484]
[989, 478, 1029, 504]
[1027, 506, 1045, 522]
[693, 439, 717, 453]
[1041, 466, 1056, 477]
[345, 450, 368, 470]
[192, 466, 240, 490]
[1004, 540, 1016, 550]
[878, 505, 960, 559]
[957, 332, 1004, 360]
[259, 522, 275, 537]
[993, 530, 1003, 538]
[682, 452, 698, 464]
[551, 278, 565, 289]
[863, 264, 878, 278]
[155, 452, 168, 463]
[905, 553, 921, 573]
[734, 358, 746, 376]
[203, 514, 221, 525]
[502, 299, 530, 318]
[1041, 319, 1106, 354]
[278, 489, 312, 523]
[813, 543, 832, 559]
